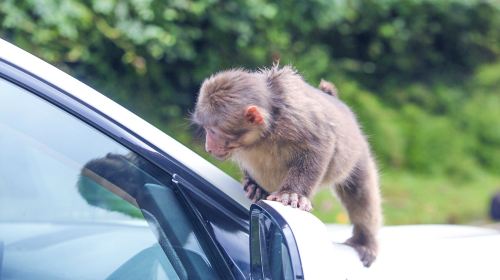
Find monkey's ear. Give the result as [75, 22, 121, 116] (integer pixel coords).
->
[244, 105, 265, 125]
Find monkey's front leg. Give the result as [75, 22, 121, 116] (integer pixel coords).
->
[267, 152, 325, 212]
[242, 174, 269, 202]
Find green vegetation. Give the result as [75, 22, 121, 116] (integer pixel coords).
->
[1, 0, 499, 225]
[314, 171, 500, 225]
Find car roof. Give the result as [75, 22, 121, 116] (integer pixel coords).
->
[0, 38, 251, 210]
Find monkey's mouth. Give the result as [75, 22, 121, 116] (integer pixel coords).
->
[213, 152, 231, 160]
[212, 146, 240, 160]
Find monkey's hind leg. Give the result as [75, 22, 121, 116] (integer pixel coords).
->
[335, 157, 382, 267]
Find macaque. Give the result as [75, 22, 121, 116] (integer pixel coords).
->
[192, 65, 382, 267]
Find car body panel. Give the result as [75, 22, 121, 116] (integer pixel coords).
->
[261, 201, 363, 279]
[325, 224, 500, 279]
[265, 200, 500, 280]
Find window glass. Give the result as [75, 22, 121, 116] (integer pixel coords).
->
[0, 78, 220, 279]
[250, 211, 294, 280]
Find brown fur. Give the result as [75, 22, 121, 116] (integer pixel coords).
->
[193, 65, 382, 267]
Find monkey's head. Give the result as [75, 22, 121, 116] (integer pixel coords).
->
[192, 69, 271, 160]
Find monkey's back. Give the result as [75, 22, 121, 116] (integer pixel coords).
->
[233, 76, 371, 191]
[292, 82, 370, 185]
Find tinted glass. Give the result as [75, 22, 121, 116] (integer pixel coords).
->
[250, 211, 293, 280]
[0, 78, 220, 280]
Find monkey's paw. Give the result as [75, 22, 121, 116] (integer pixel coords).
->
[345, 239, 377, 267]
[267, 192, 313, 212]
[243, 178, 269, 202]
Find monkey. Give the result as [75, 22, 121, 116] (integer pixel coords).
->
[192, 65, 382, 267]
[193, 65, 382, 265]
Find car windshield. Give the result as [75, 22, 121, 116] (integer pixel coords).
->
[0, 77, 223, 279]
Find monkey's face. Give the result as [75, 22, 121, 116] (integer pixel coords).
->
[202, 106, 267, 160]
[204, 126, 242, 160]
[193, 69, 270, 160]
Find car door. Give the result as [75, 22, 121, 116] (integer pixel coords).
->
[0, 59, 236, 279]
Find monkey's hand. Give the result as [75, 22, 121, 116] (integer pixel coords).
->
[267, 191, 313, 212]
[243, 177, 269, 202]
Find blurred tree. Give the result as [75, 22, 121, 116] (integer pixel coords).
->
[1, 0, 499, 176]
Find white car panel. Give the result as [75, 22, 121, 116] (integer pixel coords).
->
[325, 224, 500, 280]
[268, 200, 500, 280]
[262, 201, 365, 279]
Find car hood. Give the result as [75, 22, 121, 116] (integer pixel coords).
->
[326, 224, 500, 280]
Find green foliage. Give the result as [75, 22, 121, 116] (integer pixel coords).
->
[462, 94, 500, 171]
[401, 106, 467, 174]
[1, 0, 499, 224]
[2, 0, 498, 115]
[314, 171, 500, 225]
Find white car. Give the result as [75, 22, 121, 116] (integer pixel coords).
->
[1, 38, 499, 280]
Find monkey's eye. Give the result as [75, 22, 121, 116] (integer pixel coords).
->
[230, 128, 249, 139]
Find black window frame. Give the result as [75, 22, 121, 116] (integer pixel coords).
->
[0, 59, 248, 279]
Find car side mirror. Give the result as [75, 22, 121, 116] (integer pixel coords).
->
[250, 200, 363, 280]
[250, 202, 303, 280]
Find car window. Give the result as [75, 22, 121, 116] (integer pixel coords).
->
[0, 77, 221, 280]
[250, 211, 294, 280]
